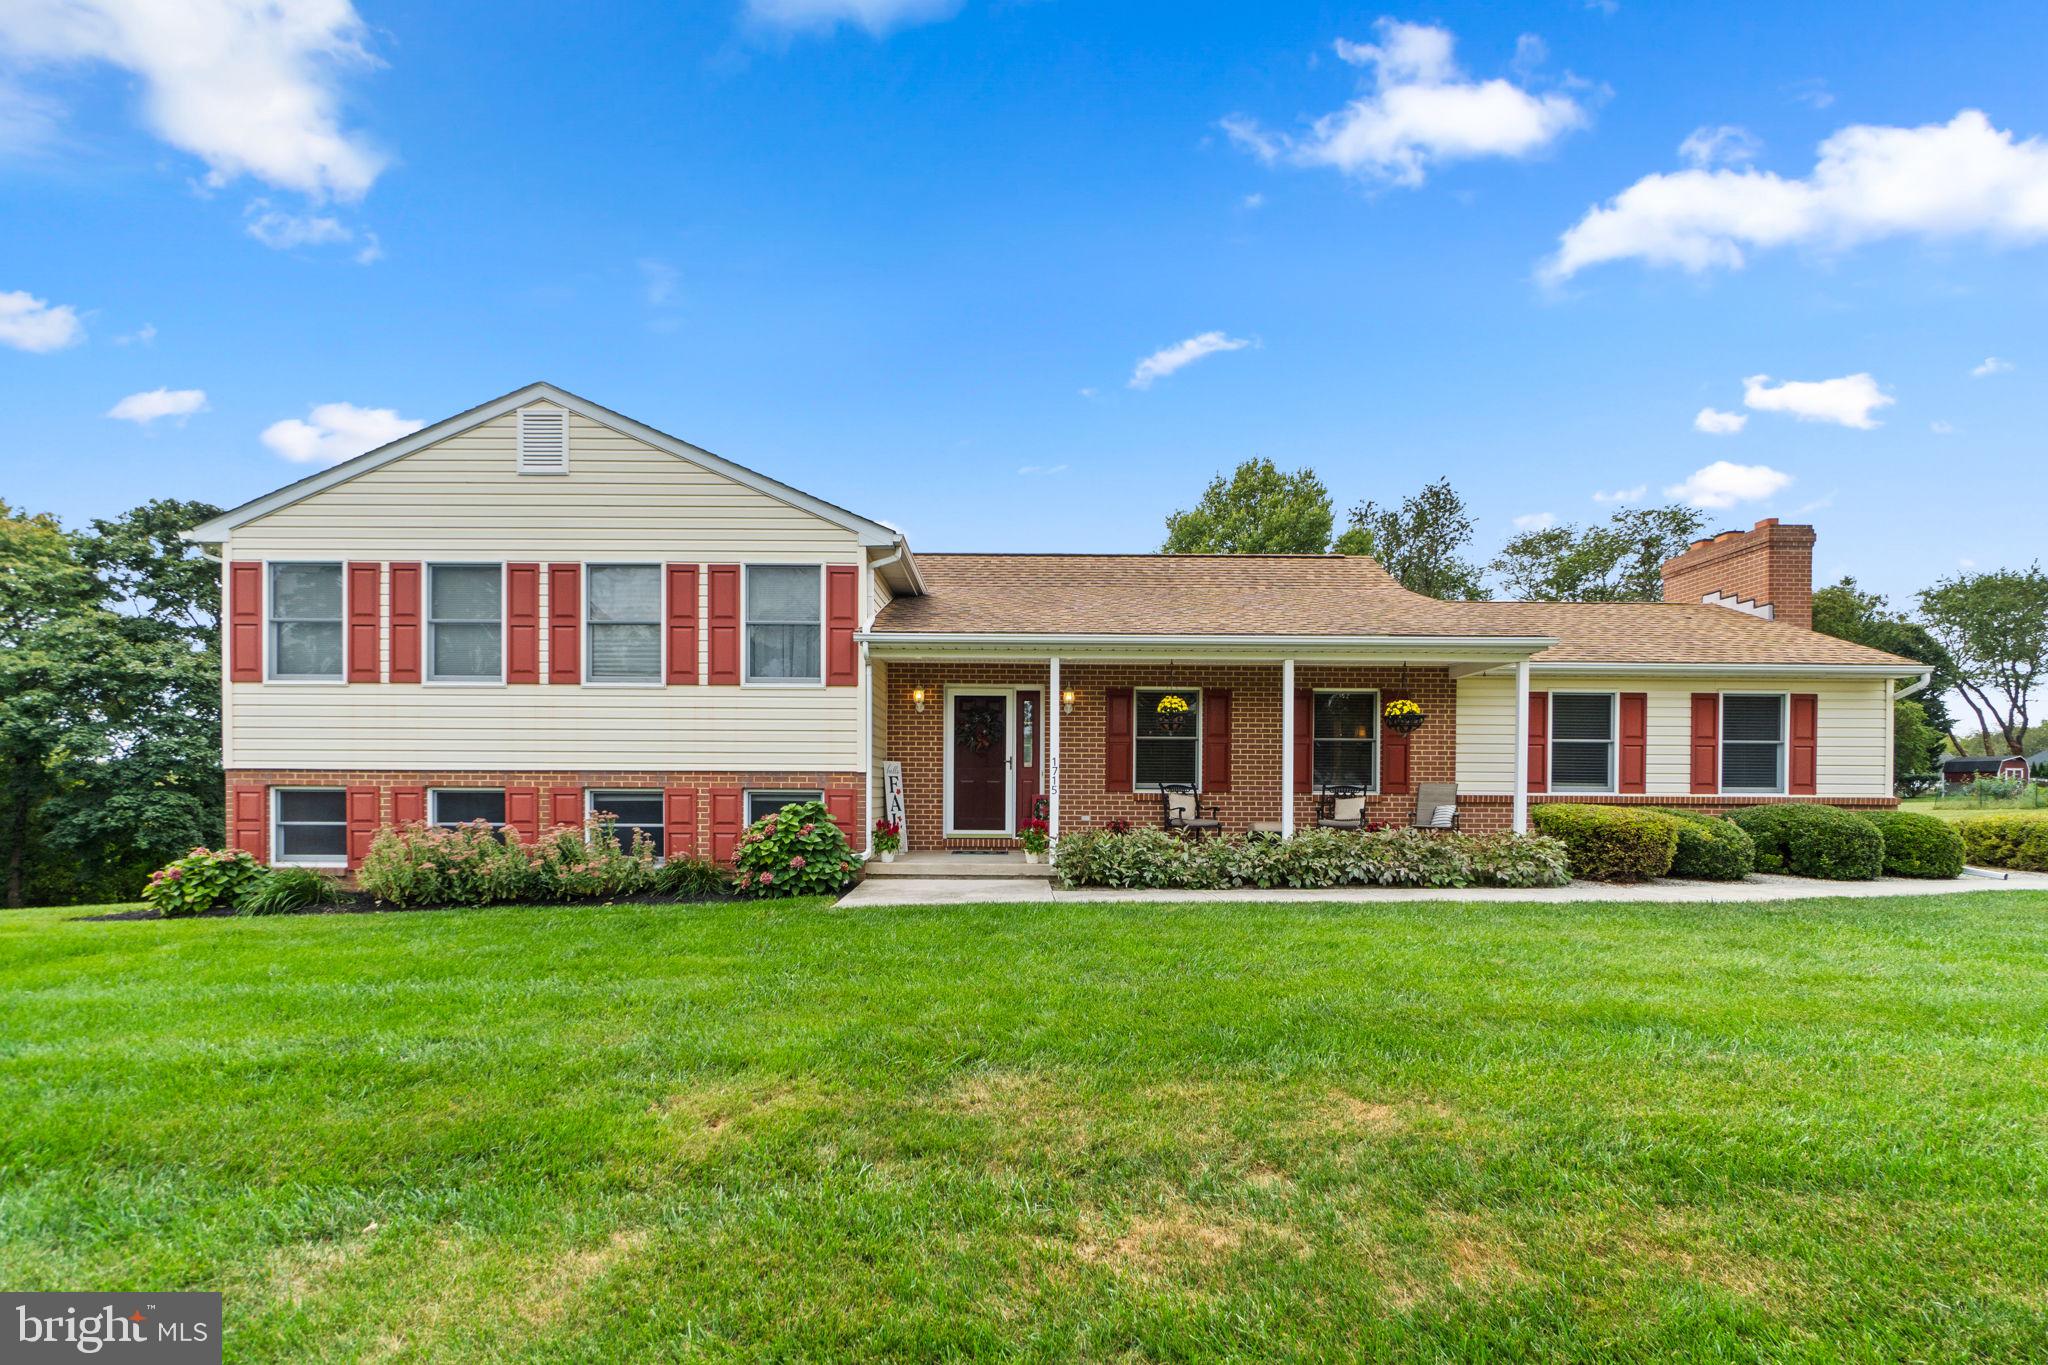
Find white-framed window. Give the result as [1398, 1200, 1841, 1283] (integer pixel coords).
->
[1721, 693, 1787, 793]
[1311, 690, 1378, 791]
[586, 564, 662, 683]
[269, 562, 344, 680]
[427, 563, 503, 682]
[1549, 692, 1618, 793]
[431, 788, 506, 829]
[272, 788, 347, 865]
[746, 789, 823, 824]
[587, 789, 664, 858]
[1134, 688, 1201, 790]
[744, 564, 822, 684]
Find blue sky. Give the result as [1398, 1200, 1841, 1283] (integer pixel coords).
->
[4, 0, 2045, 609]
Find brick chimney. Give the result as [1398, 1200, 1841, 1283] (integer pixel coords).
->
[1660, 518, 1817, 629]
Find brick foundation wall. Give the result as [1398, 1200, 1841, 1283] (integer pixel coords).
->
[883, 661, 1456, 849]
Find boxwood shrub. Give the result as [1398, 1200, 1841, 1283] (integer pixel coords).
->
[1051, 827, 1571, 891]
[1727, 804, 1885, 880]
[1650, 809, 1757, 881]
[1958, 814, 2048, 872]
[1864, 810, 1965, 879]
[1528, 804, 1678, 883]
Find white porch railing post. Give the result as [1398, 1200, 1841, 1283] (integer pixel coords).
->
[1512, 659, 1530, 834]
[1280, 658, 1296, 837]
[1047, 655, 1061, 841]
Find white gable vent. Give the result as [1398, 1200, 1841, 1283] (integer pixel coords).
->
[516, 407, 569, 475]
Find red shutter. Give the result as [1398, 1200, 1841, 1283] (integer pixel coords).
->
[507, 564, 540, 684]
[548, 786, 584, 831]
[547, 563, 581, 684]
[665, 786, 699, 860]
[707, 565, 741, 685]
[1789, 693, 1819, 795]
[228, 782, 267, 860]
[1526, 691, 1549, 793]
[1690, 694, 1720, 794]
[709, 786, 745, 862]
[826, 565, 858, 686]
[1294, 689, 1313, 794]
[345, 785, 380, 867]
[391, 785, 426, 826]
[388, 563, 422, 683]
[505, 786, 540, 843]
[346, 562, 381, 683]
[228, 561, 263, 681]
[825, 789, 858, 840]
[1619, 693, 1648, 794]
[1200, 688, 1232, 792]
[1104, 687, 1133, 793]
[1380, 694, 1411, 795]
[665, 564, 698, 685]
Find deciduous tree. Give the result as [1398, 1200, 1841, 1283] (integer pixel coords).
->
[1918, 565, 2048, 757]
[1334, 478, 1490, 601]
[1492, 505, 1708, 602]
[1162, 459, 1335, 554]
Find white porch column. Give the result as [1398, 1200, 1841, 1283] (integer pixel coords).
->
[1280, 658, 1296, 837]
[1512, 659, 1530, 834]
[1047, 655, 1062, 841]
[860, 641, 875, 857]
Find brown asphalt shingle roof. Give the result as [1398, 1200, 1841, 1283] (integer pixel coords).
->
[870, 553, 1920, 668]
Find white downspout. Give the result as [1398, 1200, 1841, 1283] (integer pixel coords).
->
[1280, 658, 1296, 837]
[1047, 655, 1061, 842]
[1512, 659, 1530, 835]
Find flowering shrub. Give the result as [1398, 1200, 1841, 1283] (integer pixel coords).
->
[1052, 827, 1570, 891]
[873, 818, 901, 855]
[142, 847, 266, 917]
[534, 817, 659, 900]
[1018, 817, 1049, 856]
[356, 819, 662, 907]
[734, 801, 857, 898]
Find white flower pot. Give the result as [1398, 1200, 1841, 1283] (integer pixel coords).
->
[879, 850, 896, 863]
[1023, 849, 1043, 863]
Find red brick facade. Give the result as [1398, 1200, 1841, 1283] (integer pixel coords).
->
[1661, 518, 1817, 630]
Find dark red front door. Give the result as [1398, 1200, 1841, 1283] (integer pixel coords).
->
[1014, 690, 1041, 825]
[952, 693, 1009, 831]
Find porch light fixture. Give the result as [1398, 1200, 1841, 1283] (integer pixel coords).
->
[1061, 688, 1075, 715]
[912, 687, 926, 712]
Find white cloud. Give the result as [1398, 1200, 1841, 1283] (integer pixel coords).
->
[1224, 20, 1587, 189]
[245, 204, 350, 249]
[0, 288, 84, 351]
[260, 400, 423, 464]
[1971, 356, 2013, 377]
[113, 322, 155, 346]
[1128, 331, 1253, 389]
[1545, 110, 2048, 281]
[640, 258, 680, 307]
[1931, 420, 1956, 434]
[1787, 78, 1834, 110]
[1741, 372, 1893, 429]
[1693, 407, 1748, 435]
[1511, 511, 1556, 531]
[1017, 463, 1069, 477]
[1077, 386, 1099, 398]
[1679, 124, 1759, 168]
[1665, 460, 1793, 509]
[745, 0, 960, 34]
[106, 387, 207, 425]
[1592, 484, 1646, 503]
[0, 0, 386, 199]
[1241, 191, 1265, 210]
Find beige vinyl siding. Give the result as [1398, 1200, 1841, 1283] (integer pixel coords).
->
[1456, 672, 1894, 797]
[225, 406, 869, 770]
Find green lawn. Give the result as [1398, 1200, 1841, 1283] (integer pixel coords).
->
[5, 895, 2048, 1362]
[1899, 792, 2048, 822]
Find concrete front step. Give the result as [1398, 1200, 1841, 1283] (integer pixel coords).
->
[866, 852, 1052, 880]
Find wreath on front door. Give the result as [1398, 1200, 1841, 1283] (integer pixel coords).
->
[958, 704, 1003, 754]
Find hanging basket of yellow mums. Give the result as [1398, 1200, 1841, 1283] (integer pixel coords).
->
[1383, 697, 1426, 735]
[1154, 693, 1191, 735]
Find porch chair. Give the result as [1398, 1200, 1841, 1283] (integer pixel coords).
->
[1412, 782, 1459, 831]
[1313, 785, 1368, 831]
[1158, 784, 1223, 840]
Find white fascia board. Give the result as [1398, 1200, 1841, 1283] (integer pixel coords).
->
[1518, 661, 1931, 678]
[858, 632, 1557, 656]
[182, 381, 908, 552]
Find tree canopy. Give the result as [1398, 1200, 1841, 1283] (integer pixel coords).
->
[1490, 506, 1708, 602]
[1918, 564, 2048, 756]
[1161, 459, 1334, 555]
[1333, 478, 1490, 601]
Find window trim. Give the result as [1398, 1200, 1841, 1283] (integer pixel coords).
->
[424, 561, 506, 686]
[1547, 690, 1620, 796]
[1133, 685, 1203, 793]
[740, 562, 827, 689]
[581, 560, 666, 687]
[429, 787, 508, 829]
[264, 559, 347, 684]
[1719, 691, 1790, 795]
[270, 786, 349, 867]
[1310, 687, 1381, 794]
[585, 788, 666, 861]
[744, 788, 827, 826]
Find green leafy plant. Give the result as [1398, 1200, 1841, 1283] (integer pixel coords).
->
[1650, 809, 1757, 881]
[1728, 805, 1886, 880]
[237, 864, 344, 914]
[1050, 827, 1569, 891]
[872, 818, 901, 855]
[734, 801, 858, 898]
[1018, 817, 1049, 857]
[357, 821, 546, 907]
[1529, 805, 1679, 883]
[141, 846, 266, 917]
[1864, 811, 1965, 879]
[1957, 814, 2048, 871]
[654, 856, 732, 900]
[532, 817, 658, 900]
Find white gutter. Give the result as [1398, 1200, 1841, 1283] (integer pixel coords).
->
[1517, 661, 1929, 678]
[856, 632, 1558, 651]
[1893, 673, 1933, 700]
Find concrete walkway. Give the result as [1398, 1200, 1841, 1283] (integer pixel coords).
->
[840, 868, 2048, 907]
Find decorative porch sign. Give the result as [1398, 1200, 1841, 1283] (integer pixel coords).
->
[883, 761, 907, 846]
